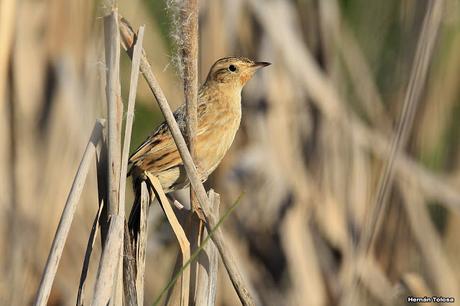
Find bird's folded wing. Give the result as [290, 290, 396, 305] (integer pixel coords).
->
[129, 122, 183, 175]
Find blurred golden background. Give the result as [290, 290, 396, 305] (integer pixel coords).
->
[1, 0, 460, 305]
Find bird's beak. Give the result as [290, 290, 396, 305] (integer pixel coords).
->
[252, 61, 271, 69]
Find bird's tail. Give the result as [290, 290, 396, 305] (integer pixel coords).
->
[127, 175, 152, 242]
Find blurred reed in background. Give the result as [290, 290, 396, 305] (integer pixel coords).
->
[1, 0, 459, 305]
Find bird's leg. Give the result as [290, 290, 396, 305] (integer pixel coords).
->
[144, 172, 190, 306]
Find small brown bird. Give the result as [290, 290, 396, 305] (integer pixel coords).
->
[128, 57, 270, 194]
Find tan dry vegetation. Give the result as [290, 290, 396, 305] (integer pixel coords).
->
[1, 0, 460, 305]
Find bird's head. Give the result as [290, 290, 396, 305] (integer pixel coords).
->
[205, 57, 270, 89]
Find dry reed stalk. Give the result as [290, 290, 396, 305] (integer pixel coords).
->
[186, 213, 204, 304]
[33, 119, 105, 306]
[181, 0, 199, 164]
[122, 182, 149, 306]
[119, 17, 256, 306]
[195, 192, 220, 306]
[91, 215, 124, 306]
[123, 220, 138, 306]
[79, 124, 109, 304]
[122, 181, 150, 306]
[104, 8, 123, 219]
[77, 199, 105, 306]
[119, 24, 144, 239]
[118, 23, 145, 306]
[90, 9, 124, 306]
[135, 181, 149, 306]
[179, 1, 203, 303]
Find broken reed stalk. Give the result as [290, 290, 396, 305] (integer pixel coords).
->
[91, 9, 124, 306]
[33, 120, 105, 306]
[119, 17, 256, 306]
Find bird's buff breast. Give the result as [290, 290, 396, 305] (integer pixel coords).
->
[195, 94, 242, 178]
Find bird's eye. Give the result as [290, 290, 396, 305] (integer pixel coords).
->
[228, 64, 237, 72]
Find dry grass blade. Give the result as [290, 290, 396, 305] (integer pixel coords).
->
[33, 119, 105, 306]
[146, 173, 191, 306]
